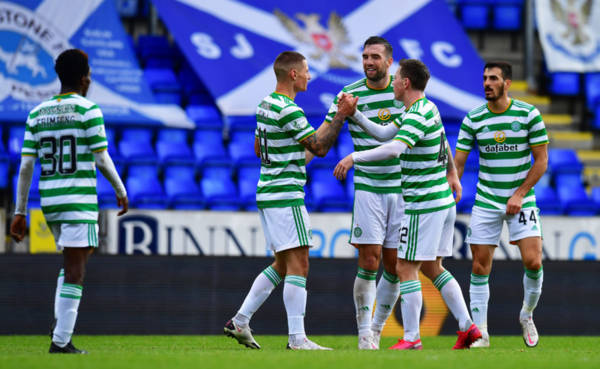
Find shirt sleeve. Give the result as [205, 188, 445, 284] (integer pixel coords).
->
[455, 116, 475, 153]
[393, 112, 427, 148]
[527, 107, 549, 146]
[279, 105, 315, 142]
[21, 117, 38, 157]
[83, 105, 108, 152]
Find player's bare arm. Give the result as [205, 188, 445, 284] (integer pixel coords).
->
[454, 150, 469, 179]
[301, 98, 356, 157]
[446, 145, 462, 203]
[506, 143, 548, 215]
[254, 136, 261, 157]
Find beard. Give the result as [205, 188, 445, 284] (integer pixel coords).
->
[364, 67, 388, 83]
[485, 84, 504, 101]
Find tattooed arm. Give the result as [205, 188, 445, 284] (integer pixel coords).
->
[445, 138, 462, 203]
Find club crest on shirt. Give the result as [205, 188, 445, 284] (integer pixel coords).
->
[511, 121, 521, 132]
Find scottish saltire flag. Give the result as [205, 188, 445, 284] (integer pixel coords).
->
[0, 0, 192, 127]
[536, 0, 600, 72]
[153, 0, 485, 119]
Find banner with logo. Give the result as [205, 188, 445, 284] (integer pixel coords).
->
[103, 210, 600, 260]
[0, 0, 192, 127]
[536, 0, 600, 72]
[153, 0, 486, 120]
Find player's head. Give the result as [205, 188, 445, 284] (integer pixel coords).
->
[55, 49, 91, 96]
[273, 51, 310, 92]
[362, 36, 393, 83]
[393, 58, 430, 99]
[483, 61, 512, 101]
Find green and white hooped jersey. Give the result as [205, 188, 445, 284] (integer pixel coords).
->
[255, 92, 315, 208]
[394, 97, 455, 214]
[326, 76, 405, 194]
[456, 98, 549, 211]
[22, 93, 108, 225]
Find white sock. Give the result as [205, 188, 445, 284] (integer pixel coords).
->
[54, 268, 64, 319]
[372, 270, 400, 333]
[521, 266, 543, 320]
[354, 267, 377, 337]
[470, 273, 489, 332]
[283, 275, 307, 343]
[234, 266, 282, 327]
[52, 283, 82, 347]
[434, 270, 472, 331]
[399, 280, 422, 342]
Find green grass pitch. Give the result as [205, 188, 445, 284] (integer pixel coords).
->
[1, 336, 598, 369]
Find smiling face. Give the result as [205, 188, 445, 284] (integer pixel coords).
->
[362, 44, 392, 84]
[392, 67, 407, 100]
[483, 67, 509, 101]
[292, 59, 311, 92]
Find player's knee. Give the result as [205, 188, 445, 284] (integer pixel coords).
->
[471, 260, 490, 275]
[524, 259, 542, 272]
[64, 267, 85, 285]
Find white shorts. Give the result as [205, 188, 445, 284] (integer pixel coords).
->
[466, 206, 542, 246]
[50, 223, 99, 250]
[258, 205, 313, 253]
[349, 191, 404, 248]
[398, 206, 456, 261]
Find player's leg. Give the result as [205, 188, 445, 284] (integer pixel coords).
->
[225, 208, 284, 349]
[508, 208, 543, 347]
[372, 193, 403, 348]
[371, 248, 399, 349]
[389, 258, 422, 350]
[466, 207, 503, 347]
[349, 191, 387, 349]
[354, 244, 380, 349]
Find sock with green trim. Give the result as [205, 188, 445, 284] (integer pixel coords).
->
[469, 273, 489, 332]
[434, 270, 472, 331]
[354, 267, 377, 337]
[520, 266, 543, 320]
[235, 265, 282, 327]
[53, 283, 82, 347]
[54, 268, 64, 319]
[372, 270, 400, 333]
[399, 280, 422, 342]
[283, 275, 307, 342]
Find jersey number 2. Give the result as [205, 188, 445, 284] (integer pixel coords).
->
[40, 135, 77, 176]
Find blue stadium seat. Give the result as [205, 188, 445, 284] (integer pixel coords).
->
[116, 0, 139, 17]
[178, 64, 206, 96]
[201, 163, 233, 181]
[228, 116, 256, 131]
[492, 0, 523, 31]
[127, 176, 167, 209]
[104, 127, 123, 164]
[119, 128, 157, 165]
[457, 170, 478, 213]
[137, 35, 173, 64]
[345, 168, 355, 199]
[591, 187, 600, 208]
[201, 177, 241, 210]
[309, 168, 350, 212]
[8, 126, 25, 165]
[121, 127, 153, 143]
[164, 165, 203, 209]
[228, 131, 260, 168]
[548, 72, 580, 96]
[548, 148, 583, 176]
[154, 91, 182, 105]
[186, 105, 223, 130]
[237, 164, 260, 210]
[309, 146, 340, 168]
[143, 67, 181, 93]
[157, 128, 188, 144]
[464, 149, 480, 172]
[584, 72, 600, 111]
[555, 173, 597, 215]
[534, 186, 563, 215]
[459, 1, 491, 30]
[96, 170, 118, 209]
[193, 129, 231, 169]
[156, 128, 193, 165]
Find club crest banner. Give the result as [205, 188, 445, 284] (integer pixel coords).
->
[0, 0, 192, 127]
[153, 0, 486, 120]
[536, 0, 600, 72]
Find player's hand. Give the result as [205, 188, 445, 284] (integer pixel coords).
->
[447, 171, 462, 203]
[10, 214, 27, 242]
[333, 154, 354, 180]
[117, 196, 129, 216]
[337, 93, 358, 118]
[506, 194, 522, 215]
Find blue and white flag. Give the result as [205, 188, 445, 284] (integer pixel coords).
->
[536, 0, 600, 72]
[0, 0, 192, 127]
[154, 0, 485, 120]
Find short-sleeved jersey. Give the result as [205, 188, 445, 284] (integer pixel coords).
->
[326, 76, 405, 194]
[21, 93, 108, 225]
[394, 97, 455, 214]
[455, 98, 549, 211]
[255, 92, 315, 208]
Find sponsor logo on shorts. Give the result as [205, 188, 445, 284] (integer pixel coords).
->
[353, 226, 362, 237]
